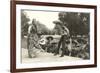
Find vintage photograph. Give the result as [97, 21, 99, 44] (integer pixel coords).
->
[21, 10, 90, 63]
[11, 1, 97, 72]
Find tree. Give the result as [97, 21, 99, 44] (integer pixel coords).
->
[35, 21, 51, 35]
[57, 12, 90, 36]
[21, 11, 30, 37]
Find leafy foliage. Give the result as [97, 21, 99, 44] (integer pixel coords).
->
[36, 21, 51, 35]
[21, 11, 51, 37]
[53, 12, 90, 36]
[21, 11, 30, 37]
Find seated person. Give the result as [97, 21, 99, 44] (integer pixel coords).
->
[45, 36, 54, 53]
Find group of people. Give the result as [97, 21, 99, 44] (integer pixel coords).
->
[27, 19, 89, 59]
[27, 19, 70, 58]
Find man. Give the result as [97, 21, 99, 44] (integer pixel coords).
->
[54, 25, 70, 57]
[27, 19, 43, 58]
[46, 36, 54, 53]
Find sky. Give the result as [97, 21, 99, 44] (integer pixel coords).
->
[24, 10, 59, 30]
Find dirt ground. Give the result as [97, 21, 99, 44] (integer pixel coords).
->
[22, 48, 82, 63]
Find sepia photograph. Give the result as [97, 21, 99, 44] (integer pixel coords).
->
[21, 10, 90, 63]
[11, 1, 97, 72]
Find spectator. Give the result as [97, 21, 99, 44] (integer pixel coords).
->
[45, 36, 54, 53]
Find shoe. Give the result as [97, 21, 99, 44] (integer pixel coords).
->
[60, 55, 64, 57]
[54, 53, 58, 56]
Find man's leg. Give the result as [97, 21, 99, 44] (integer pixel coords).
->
[54, 36, 62, 55]
[60, 36, 66, 57]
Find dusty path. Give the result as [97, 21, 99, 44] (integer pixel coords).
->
[22, 48, 82, 63]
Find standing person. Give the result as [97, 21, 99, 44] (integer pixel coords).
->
[54, 25, 70, 57]
[27, 19, 43, 58]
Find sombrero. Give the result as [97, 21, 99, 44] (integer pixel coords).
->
[77, 38, 87, 44]
[46, 36, 54, 40]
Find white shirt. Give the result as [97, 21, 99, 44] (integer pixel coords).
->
[28, 25, 32, 34]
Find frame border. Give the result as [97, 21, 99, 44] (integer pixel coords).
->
[10, 1, 97, 72]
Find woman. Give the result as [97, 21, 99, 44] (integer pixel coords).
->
[27, 19, 43, 58]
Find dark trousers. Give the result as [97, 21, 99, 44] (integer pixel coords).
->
[55, 35, 67, 56]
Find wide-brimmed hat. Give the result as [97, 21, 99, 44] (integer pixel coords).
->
[66, 40, 78, 45]
[46, 36, 53, 40]
[77, 38, 87, 44]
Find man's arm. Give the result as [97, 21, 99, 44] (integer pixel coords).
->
[62, 25, 70, 35]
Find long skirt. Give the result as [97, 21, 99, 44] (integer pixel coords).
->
[27, 34, 39, 58]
